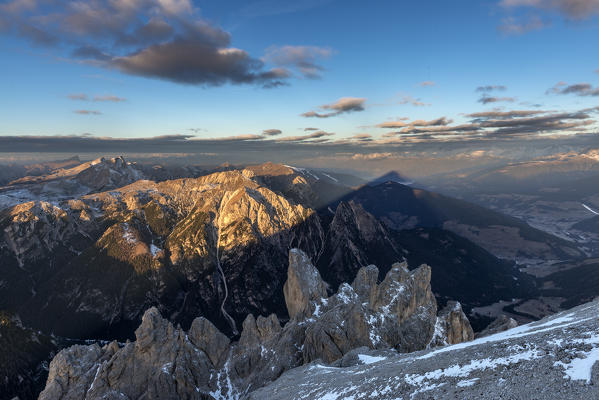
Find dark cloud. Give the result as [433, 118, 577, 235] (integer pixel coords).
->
[349, 133, 373, 142]
[1, 0, 306, 88]
[304, 127, 319, 131]
[262, 129, 282, 136]
[193, 134, 264, 142]
[263, 45, 332, 79]
[116, 18, 175, 47]
[301, 97, 366, 118]
[112, 40, 290, 87]
[18, 23, 58, 45]
[467, 110, 546, 119]
[74, 110, 102, 115]
[478, 96, 517, 104]
[548, 82, 599, 96]
[500, 0, 599, 19]
[377, 116, 452, 129]
[276, 131, 334, 142]
[382, 108, 595, 138]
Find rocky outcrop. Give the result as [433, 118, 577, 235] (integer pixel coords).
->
[283, 248, 328, 320]
[39, 248, 473, 399]
[476, 314, 519, 338]
[429, 301, 475, 347]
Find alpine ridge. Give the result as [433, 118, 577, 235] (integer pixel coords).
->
[39, 248, 473, 399]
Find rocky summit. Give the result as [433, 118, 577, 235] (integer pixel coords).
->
[38, 248, 473, 399]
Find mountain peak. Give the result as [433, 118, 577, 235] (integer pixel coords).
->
[368, 171, 412, 186]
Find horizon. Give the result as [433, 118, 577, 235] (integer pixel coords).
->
[1, 0, 598, 176]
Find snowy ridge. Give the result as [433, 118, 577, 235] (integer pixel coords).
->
[582, 203, 599, 216]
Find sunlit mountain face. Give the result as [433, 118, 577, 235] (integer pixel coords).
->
[1, 1, 599, 399]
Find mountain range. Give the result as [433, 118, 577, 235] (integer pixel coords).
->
[0, 156, 596, 399]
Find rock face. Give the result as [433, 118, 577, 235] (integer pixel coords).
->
[283, 248, 328, 320]
[429, 301, 475, 347]
[39, 249, 473, 399]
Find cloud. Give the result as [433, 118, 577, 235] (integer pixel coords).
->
[0, 0, 304, 88]
[467, 110, 546, 119]
[398, 95, 430, 107]
[156, 0, 193, 15]
[74, 109, 102, 115]
[276, 131, 334, 142]
[263, 45, 332, 79]
[478, 96, 517, 104]
[116, 17, 175, 47]
[192, 134, 264, 142]
[351, 152, 393, 160]
[94, 95, 127, 102]
[0, 0, 37, 16]
[380, 108, 595, 139]
[112, 40, 290, 87]
[349, 133, 373, 142]
[68, 93, 89, 101]
[72, 45, 112, 61]
[18, 23, 58, 45]
[420, 81, 436, 87]
[301, 97, 366, 118]
[377, 116, 452, 129]
[262, 129, 282, 136]
[476, 85, 507, 92]
[304, 127, 319, 131]
[68, 93, 126, 102]
[547, 82, 599, 96]
[500, 0, 599, 19]
[498, 16, 547, 35]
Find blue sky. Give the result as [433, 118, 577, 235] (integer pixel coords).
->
[0, 0, 598, 150]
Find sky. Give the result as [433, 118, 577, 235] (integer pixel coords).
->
[0, 0, 598, 172]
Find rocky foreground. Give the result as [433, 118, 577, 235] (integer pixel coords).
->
[38, 249, 473, 399]
[251, 300, 599, 399]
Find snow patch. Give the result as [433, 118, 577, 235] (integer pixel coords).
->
[456, 378, 479, 387]
[357, 354, 387, 365]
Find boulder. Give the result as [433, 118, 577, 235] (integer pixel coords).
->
[476, 314, 518, 338]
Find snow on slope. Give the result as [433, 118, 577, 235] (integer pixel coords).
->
[582, 203, 599, 216]
[249, 300, 599, 399]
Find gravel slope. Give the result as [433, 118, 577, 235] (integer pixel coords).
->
[249, 299, 599, 399]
